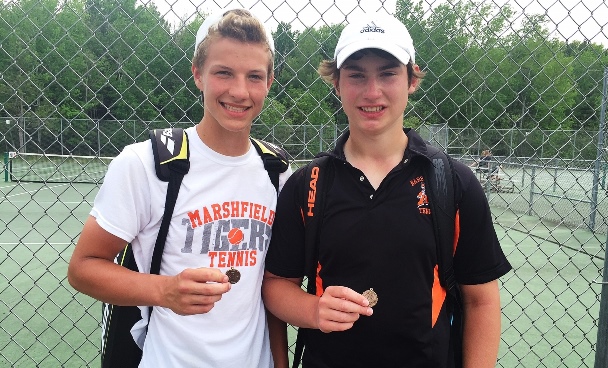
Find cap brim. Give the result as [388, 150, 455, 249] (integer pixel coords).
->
[336, 40, 412, 68]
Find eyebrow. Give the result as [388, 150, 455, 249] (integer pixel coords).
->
[342, 61, 402, 72]
[210, 64, 266, 74]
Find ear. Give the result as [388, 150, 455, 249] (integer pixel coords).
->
[408, 64, 421, 94]
[333, 79, 341, 96]
[266, 72, 274, 90]
[192, 64, 204, 91]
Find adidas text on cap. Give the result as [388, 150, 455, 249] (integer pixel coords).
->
[334, 13, 415, 68]
[194, 7, 275, 57]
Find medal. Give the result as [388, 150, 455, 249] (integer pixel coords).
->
[362, 288, 378, 307]
[225, 267, 241, 284]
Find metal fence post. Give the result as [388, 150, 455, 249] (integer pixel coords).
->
[591, 68, 607, 232]
[3, 151, 7, 182]
[595, 230, 608, 368]
[594, 67, 608, 368]
[528, 165, 536, 216]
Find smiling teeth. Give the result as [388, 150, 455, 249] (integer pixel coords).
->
[224, 104, 247, 113]
[361, 106, 383, 112]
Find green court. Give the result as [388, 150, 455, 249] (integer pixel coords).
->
[1, 178, 605, 367]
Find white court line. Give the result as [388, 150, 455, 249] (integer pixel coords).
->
[1, 182, 72, 199]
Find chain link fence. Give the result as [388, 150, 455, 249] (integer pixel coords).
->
[1, 0, 608, 366]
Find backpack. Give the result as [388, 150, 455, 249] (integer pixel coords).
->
[292, 144, 462, 368]
[100, 128, 288, 368]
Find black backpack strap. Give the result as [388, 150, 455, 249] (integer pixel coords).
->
[423, 145, 456, 291]
[250, 138, 289, 192]
[292, 154, 333, 368]
[422, 144, 462, 368]
[148, 128, 190, 315]
[150, 128, 190, 182]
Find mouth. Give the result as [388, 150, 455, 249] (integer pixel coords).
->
[359, 106, 384, 113]
[222, 103, 250, 113]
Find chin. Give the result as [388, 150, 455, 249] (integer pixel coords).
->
[220, 121, 253, 134]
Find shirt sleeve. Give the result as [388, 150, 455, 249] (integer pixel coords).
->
[265, 167, 307, 278]
[91, 143, 153, 244]
[452, 161, 512, 284]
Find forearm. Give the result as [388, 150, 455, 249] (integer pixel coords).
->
[267, 310, 289, 368]
[68, 255, 167, 307]
[262, 275, 319, 329]
[461, 282, 502, 368]
[69, 218, 230, 315]
[67, 217, 167, 307]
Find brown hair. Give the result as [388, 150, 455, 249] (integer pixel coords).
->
[193, 9, 274, 77]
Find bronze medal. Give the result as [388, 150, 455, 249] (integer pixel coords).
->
[362, 288, 378, 307]
[226, 267, 241, 284]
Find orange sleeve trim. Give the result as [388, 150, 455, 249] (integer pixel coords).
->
[431, 264, 446, 327]
[315, 262, 323, 297]
[432, 210, 459, 327]
[453, 209, 460, 255]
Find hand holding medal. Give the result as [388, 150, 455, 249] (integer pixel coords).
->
[362, 288, 378, 307]
[225, 267, 241, 284]
[316, 285, 374, 333]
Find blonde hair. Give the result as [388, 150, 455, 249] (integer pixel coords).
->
[193, 9, 274, 77]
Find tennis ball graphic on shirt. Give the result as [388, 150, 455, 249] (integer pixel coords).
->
[227, 228, 244, 245]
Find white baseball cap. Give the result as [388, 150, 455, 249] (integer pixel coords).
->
[334, 13, 415, 68]
[194, 7, 275, 57]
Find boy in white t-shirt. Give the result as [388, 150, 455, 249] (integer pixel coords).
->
[68, 8, 291, 368]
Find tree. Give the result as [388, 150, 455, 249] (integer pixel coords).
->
[272, 22, 298, 89]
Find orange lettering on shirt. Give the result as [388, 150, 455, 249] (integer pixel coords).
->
[188, 210, 202, 229]
[211, 204, 222, 221]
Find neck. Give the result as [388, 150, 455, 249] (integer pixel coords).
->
[343, 128, 408, 189]
[196, 120, 251, 156]
[345, 127, 408, 162]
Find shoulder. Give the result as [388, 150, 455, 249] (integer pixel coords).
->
[250, 138, 290, 170]
[449, 156, 476, 181]
[421, 150, 480, 205]
[109, 140, 153, 173]
[447, 156, 490, 208]
[278, 157, 328, 204]
[283, 163, 309, 192]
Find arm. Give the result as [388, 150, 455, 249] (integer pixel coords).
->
[266, 310, 289, 368]
[262, 271, 372, 333]
[460, 280, 502, 368]
[67, 215, 231, 315]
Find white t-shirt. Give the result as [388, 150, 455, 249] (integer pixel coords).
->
[92, 126, 291, 367]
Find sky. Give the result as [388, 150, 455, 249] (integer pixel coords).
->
[145, 0, 608, 47]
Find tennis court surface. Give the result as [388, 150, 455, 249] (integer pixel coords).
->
[1, 175, 607, 366]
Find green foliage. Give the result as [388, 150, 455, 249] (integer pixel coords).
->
[258, 98, 291, 126]
[0, 0, 607, 161]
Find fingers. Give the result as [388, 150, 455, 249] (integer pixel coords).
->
[316, 286, 374, 333]
[182, 267, 230, 284]
[164, 268, 232, 315]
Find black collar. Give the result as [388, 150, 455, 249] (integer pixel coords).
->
[328, 128, 434, 164]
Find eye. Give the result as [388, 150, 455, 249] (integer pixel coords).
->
[348, 73, 365, 79]
[380, 70, 398, 77]
[216, 70, 231, 77]
[249, 74, 264, 81]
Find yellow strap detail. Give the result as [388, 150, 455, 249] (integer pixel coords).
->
[159, 131, 189, 164]
[251, 138, 278, 157]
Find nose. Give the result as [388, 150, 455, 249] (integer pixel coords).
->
[363, 78, 382, 99]
[229, 76, 249, 100]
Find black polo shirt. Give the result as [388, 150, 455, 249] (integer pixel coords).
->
[266, 128, 511, 368]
